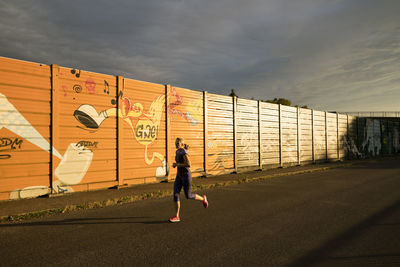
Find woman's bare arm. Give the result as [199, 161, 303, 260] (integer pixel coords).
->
[178, 154, 191, 168]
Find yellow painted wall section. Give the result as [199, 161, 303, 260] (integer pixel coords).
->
[299, 108, 313, 162]
[281, 105, 298, 164]
[338, 114, 348, 159]
[326, 112, 338, 160]
[207, 93, 234, 175]
[313, 110, 327, 160]
[237, 98, 259, 168]
[260, 102, 280, 166]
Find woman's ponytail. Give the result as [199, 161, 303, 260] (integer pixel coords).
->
[184, 143, 190, 150]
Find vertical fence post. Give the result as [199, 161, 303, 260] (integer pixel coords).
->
[233, 96, 238, 173]
[203, 91, 208, 177]
[116, 76, 124, 187]
[347, 114, 350, 160]
[312, 109, 315, 164]
[50, 64, 60, 193]
[325, 112, 328, 161]
[165, 84, 172, 180]
[297, 107, 301, 165]
[337, 113, 340, 161]
[355, 117, 360, 155]
[372, 119, 376, 157]
[258, 100, 263, 170]
[279, 104, 283, 167]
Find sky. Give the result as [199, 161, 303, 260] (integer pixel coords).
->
[0, 0, 399, 112]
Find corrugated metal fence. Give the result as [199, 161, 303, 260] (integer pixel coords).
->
[1, 56, 399, 200]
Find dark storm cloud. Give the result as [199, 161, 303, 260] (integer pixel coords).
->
[0, 0, 399, 111]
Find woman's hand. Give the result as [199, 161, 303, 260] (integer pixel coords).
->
[173, 163, 177, 168]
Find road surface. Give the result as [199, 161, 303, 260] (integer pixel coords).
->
[1, 158, 399, 266]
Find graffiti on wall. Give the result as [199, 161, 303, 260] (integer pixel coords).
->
[85, 78, 96, 95]
[76, 140, 98, 150]
[103, 80, 110, 95]
[73, 86, 199, 180]
[208, 138, 234, 174]
[208, 151, 233, 174]
[0, 93, 96, 199]
[394, 128, 399, 153]
[168, 87, 200, 125]
[74, 93, 168, 179]
[342, 135, 363, 158]
[73, 84, 83, 94]
[381, 123, 400, 155]
[0, 137, 23, 159]
[239, 129, 259, 161]
[54, 143, 93, 188]
[0, 93, 63, 159]
[71, 69, 81, 78]
[361, 119, 381, 156]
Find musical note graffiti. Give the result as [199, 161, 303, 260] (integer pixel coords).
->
[71, 69, 81, 78]
[104, 80, 110, 95]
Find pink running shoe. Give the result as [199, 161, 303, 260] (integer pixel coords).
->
[202, 195, 209, 208]
[169, 216, 180, 223]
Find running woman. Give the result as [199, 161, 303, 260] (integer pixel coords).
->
[169, 137, 208, 223]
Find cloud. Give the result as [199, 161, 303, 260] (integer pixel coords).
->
[0, 0, 399, 111]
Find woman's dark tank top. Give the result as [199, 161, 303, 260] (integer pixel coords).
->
[175, 148, 190, 176]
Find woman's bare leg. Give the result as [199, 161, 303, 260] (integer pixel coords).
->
[194, 194, 204, 201]
[174, 201, 181, 217]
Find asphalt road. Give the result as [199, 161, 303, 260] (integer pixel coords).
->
[1, 158, 399, 266]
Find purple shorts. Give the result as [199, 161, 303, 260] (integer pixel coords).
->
[173, 172, 195, 202]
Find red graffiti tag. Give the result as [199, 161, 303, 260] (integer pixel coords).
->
[62, 85, 67, 97]
[85, 78, 96, 94]
[168, 87, 189, 121]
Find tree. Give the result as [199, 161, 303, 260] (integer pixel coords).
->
[295, 105, 309, 109]
[264, 98, 292, 106]
[227, 92, 309, 109]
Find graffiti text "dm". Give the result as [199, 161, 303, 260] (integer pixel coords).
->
[0, 138, 23, 159]
[0, 138, 23, 150]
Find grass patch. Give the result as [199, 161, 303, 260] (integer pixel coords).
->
[0, 163, 354, 223]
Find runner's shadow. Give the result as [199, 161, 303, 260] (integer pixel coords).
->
[140, 220, 170, 225]
[0, 217, 170, 227]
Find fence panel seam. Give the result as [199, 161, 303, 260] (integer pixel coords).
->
[50, 64, 59, 194]
[165, 84, 172, 181]
[117, 76, 124, 186]
[279, 104, 283, 167]
[203, 91, 208, 176]
[297, 107, 301, 165]
[258, 100, 262, 170]
[233, 96, 238, 173]
[312, 109, 315, 163]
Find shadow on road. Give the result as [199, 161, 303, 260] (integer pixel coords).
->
[0, 216, 170, 227]
[348, 157, 400, 170]
[286, 198, 400, 266]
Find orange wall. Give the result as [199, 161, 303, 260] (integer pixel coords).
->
[1, 56, 398, 201]
[0, 58, 52, 200]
